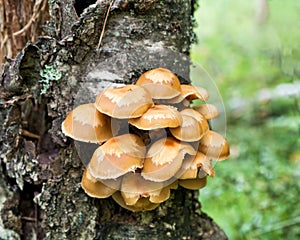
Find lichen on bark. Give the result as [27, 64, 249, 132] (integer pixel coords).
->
[0, 0, 228, 239]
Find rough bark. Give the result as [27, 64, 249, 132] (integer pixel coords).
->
[0, 1, 228, 239]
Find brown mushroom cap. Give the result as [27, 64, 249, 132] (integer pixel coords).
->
[198, 130, 230, 161]
[141, 138, 196, 182]
[62, 103, 112, 143]
[120, 173, 170, 205]
[177, 152, 206, 179]
[129, 104, 182, 130]
[112, 192, 160, 212]
[179, 177, 207, 190]
[88, 134, 145, 179]
[166, 84, 210, 104]
[193, 104, 219, 120]
[81, 168, 120, 198]
[170, 108, 209, 142]
[95, 85, 153, 119]
[135, 68, 181, 99]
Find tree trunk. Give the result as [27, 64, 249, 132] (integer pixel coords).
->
[0, 1, 228, 239]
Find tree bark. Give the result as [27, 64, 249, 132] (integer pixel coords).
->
[0, 1, 228, 239]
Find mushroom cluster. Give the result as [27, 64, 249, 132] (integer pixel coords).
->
[62, 68, 230, 211]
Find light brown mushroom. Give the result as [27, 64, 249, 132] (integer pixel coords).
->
[141, 137, 196, 182]
[193, 103, 219, 120]
[166, 84, 210, 104]
[81, 168, 120, 198]
[112, 192, 160, 212]
[120, 173, 172, 205]
[95, 85, 153, 119]
[198, 130, 230, 161]
[176, 151, 214, 179]
[170, 108, 209, 142]
[62, 103, 112, 143]
[88, 134, 145, 179]
[179, 177, 207, 190]
[129, 104, 182, 130]
[135, 68, 181, 99]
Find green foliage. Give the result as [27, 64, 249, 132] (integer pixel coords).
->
[39, 65, 62, 95]
[192, 0, 300, 239]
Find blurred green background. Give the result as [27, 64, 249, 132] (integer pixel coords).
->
[191, 0, 300, 239]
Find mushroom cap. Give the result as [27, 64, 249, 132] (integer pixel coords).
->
[135, 68, 181, 99]
[81, 168, 120, 198]
[177, 152, 207, 179]
[120, 173, 170, 205]
[179, 177, 207, 190]
[62, 103, 112, 143]
[193, 104, 219, 120]
[88, 134, 145, 179]
[170, 108, 209, 142]
[166, 84, 210, 104]
[198, 130, 230, 161]
[141, 137, 196, 182]
[95, 85, 153, 119]
[112, 192, 160, 212]
[129, 104, 182, 130]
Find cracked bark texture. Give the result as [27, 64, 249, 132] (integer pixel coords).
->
[0, 1, 228, 239]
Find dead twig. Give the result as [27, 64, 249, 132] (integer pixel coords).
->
[97, 0, 115, 49]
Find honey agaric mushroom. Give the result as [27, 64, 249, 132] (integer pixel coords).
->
[135, 68, 181, 99]
[170, 108, 209, 142]
[62, 103, 112, 143]
[128, 104, 182, 130]
[179, 177, 207, 190]
[81, 168, 120, 198]
[120, 173, 172, 206]
[167, 84, 210, 104]
[198, 130, 230, 161]
[112, 192, 160, 212]
[88, 134, 145, 179]
[141, 137, 196, 182]
[193, 104, 219, 120]
[95, 85, 153, 119]
[177, 152, 207, 180]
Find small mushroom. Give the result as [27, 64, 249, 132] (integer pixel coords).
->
[95, 85, 153, 119]
[112, 192, 160, 212]
[62, 103, 112, 143]
[179, 177, 207, 190]
[166, 84, 210, 104]
[129, 104, 182, 130]
[135, 68, 181, 99]
[81, 168, 120, 198]
[170, 108, 209, 142]
[198, 130, 230, 161]
[88, 134, 145, 179]
[193, 104, 219, 120]
[120, 173, 171, 205]
[141, 137, 196, 182]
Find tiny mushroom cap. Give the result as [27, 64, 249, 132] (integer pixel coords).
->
[167, 84, 210, 104]
[179, 177, 207, 190]
[170, 108, 209, 142]
[128, 104, 182, 130]
[135, 68, 182, 99]
[88, 134, 145, 179]
[95, 85, 153, 119]
[112, 192, 160, 212]
[198, 130, 230, 161]
[62, 103, 112, 143]
[141, 137, 196, 182]
[177, 152, 206, 180]
[120, 173, 171, 205]
[81, 168, 120, 198]
[193, 103, 219, 120]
